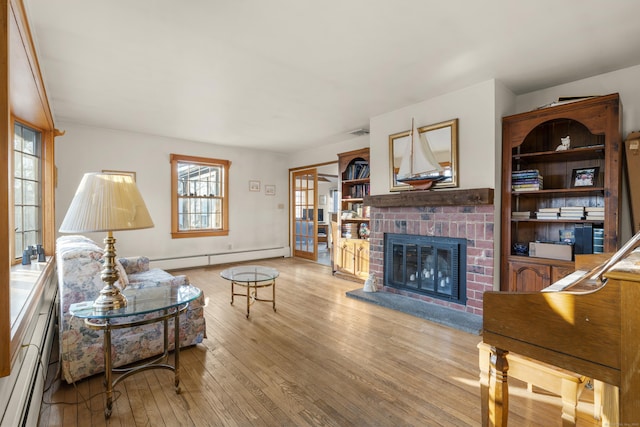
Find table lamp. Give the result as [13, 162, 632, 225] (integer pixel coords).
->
[59, 172, 154, 311]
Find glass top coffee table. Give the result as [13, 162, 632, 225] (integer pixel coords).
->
[70, 284, 202, 418]
[220, 265, 279, 318]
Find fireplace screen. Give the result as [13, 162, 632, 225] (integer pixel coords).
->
[384, 233, 466, 304]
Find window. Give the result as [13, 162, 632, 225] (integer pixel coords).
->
[171, 154, 230, 238]
[14, 122, 42, 260]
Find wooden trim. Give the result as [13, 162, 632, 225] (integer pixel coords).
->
[364, 187, 494, 208]
[1, 0, 56, 378]
[0, 0, 9, 378]
[170, 153, 230, 238]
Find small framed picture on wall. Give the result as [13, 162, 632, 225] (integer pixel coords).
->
[249, 180, 261, 192]
[265, 185, 276, 195]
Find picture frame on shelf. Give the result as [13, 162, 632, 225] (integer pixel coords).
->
[571, 166, 599, 188]
[265, 184, 275, 195]
[249, 180, 261, 192]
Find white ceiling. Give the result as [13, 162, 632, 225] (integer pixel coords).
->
[24, 0, 640, 153]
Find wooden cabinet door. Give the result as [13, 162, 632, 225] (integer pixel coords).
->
[337, 240, 356, 275]
[551, 265, 575, 284]
[508, 261, 550, 292]
[354, 241, 369, 279]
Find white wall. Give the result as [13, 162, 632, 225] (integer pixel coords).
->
[369, 80, 499, 195]
[287, 134, 369, 169]
[55, 122, 290, 268]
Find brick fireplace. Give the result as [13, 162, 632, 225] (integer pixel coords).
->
[365, 188, 495, 315]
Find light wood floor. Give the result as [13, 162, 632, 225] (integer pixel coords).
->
[39, 257, 599, 426]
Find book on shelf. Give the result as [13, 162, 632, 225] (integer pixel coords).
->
[511, 169, 541, 177]
[536, 212, 559, 219]
[538, 207, 561, 213]
[574, 224, 584, 254]
[559, 214, 585, 220]
[561, 206, 585, 212]
[513, 184, 543, 191]
[586, 213, 605, 220]
[559, 229, 575, 244]
[559, 206, 585, 220]
[512, 211, 532, 219]
[574, 222, 594, 254]
[593, 227, 604, 253]
[583, 223, 593, 254]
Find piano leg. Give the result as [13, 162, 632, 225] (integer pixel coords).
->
[483, 346, 509, 427]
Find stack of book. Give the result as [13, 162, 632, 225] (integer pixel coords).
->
[585, 206, 605, 221]
[512, 169, 543, 191]
[512, 211, 532, 220]
[559, 206, 585, 220]
[341, 223, 359, 239]
[536, 207, 560, 220]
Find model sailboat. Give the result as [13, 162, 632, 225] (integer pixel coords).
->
[396, 118, 445, 190]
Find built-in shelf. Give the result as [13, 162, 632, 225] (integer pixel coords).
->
[364, 188, 494, 208]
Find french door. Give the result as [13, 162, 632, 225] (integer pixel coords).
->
[292, 169, 317, 261]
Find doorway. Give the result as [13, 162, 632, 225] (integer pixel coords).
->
[292, 169, 317, 261]
[290, 162, 338, 265]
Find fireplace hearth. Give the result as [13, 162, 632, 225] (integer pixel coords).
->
[384, 233, 467, 305]
[365, 188, 495, 315]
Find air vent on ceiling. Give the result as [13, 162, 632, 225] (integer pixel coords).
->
[348, 128, 370, 136]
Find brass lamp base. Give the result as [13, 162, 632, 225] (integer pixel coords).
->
[92, 231, 127, 312]
[93, 287, 127, 312]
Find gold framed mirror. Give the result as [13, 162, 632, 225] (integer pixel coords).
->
[389, 118, 458, 191]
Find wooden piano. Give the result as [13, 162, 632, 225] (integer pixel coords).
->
[481, 233, 640, 426]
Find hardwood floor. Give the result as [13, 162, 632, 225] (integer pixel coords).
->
[39, 257, 599, 426]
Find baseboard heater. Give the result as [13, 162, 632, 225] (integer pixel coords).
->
[1, 277, 57, 427]
[150, 246, 288, 270]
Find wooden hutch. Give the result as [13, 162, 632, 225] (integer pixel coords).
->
[500, 94, 622, 292]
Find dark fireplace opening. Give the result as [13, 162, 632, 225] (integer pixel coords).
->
[384, 233, 467, 305]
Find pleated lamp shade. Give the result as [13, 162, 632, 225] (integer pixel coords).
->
[59, 173, 154, 233]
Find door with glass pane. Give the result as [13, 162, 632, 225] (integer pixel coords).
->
[292, 169, 317, 261]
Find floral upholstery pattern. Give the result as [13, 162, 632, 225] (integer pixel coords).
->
[56, 235, 206, 384]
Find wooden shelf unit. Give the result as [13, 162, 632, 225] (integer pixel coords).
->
[334, 148, 370, 281]
[500, 94, 622, 292]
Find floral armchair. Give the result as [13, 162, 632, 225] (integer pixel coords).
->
[56, 235, 206, 383]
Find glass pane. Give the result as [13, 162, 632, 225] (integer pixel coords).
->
[14, 151, 22, 178]
[420, 246, 435, 291]
[14, 124, 22, 150]
[14, 206, 22, 233]
[24, 181, 37, 205]
[436, 249, 452, 295]
[405, 245, 418, 289]
[23, 155, 37, 180]
[15, 234, 23, 256]
[24, 206, 37, 231]
[392, 243, 404, 283]
[24, 231, 37, 248]
[14, 179, 22, 204]
[22, 128, 36, 154]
